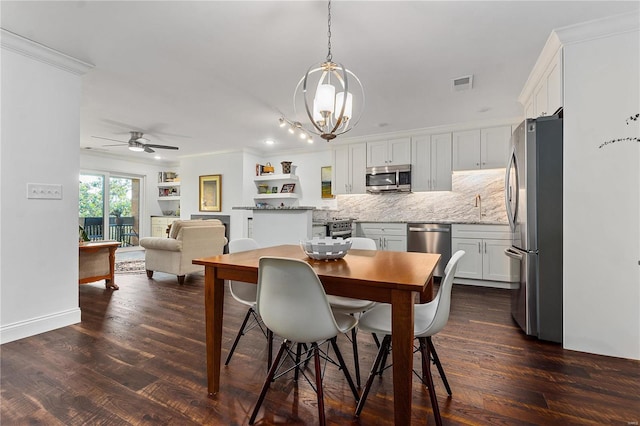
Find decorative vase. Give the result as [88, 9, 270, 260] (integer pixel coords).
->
[281, 161, 292, 174]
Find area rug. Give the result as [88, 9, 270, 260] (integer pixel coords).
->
[114, 260, 146, 274]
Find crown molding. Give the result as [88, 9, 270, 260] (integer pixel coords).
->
[1, 29, 93, 76]
[517, 10, 639, 104]
[555, 9, 640, 46]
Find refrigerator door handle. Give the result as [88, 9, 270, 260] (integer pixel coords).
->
[504, 247, 523, 261]
[505, 147, 519, 231]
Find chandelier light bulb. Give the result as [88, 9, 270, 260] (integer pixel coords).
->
[315, 84, 336, 114]
[335, 91, 353, 121]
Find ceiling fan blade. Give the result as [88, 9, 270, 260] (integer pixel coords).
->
[144, 146, 155, 153]
[92, 135, 127, 143]
[144, 144, 179, 150]
[102, 143, 128, 147]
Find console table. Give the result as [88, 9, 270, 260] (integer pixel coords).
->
[79, 240, 121, 289]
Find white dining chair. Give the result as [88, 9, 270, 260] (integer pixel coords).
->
[325, 236, 378, 387]
[225, 238, 271, 367]
[248, 257, 360, 426]
[354, 250, 466, 426]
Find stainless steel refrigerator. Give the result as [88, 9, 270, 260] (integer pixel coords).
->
[504, 114, 563, 343]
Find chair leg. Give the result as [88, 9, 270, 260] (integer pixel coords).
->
[177, 275, 185, 285]
[294, 342, 303, 381]
[267, 329, 273, 371]
[329, 338, 359, 402]
[249, 340, 289, 425]
[372, 332, 381, 348]
[312, 344, 326, 426]
[146, 270, 153, 279]
[225, 307, 254, 365]
[350, 327, 361, 388]
[378, 339, 391, 376]
[355, 335, 391, 417]
[419, 337, 442, 426]
[427, 336, 452, 396]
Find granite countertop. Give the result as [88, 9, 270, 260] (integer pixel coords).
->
[353, 219, 508, 225]
[232, 206, 315, 211]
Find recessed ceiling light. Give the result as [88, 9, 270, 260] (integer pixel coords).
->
[265, 139, 275, 145]
[154, 155, 162, 160]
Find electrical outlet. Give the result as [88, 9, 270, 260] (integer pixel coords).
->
[27, 183, 63, 200]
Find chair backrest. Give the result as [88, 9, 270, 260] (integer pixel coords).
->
[416, 250, 465, 337]
[348, 237, 377, 250]
[228, 239, 260, 303]
[229, 238, 260, 254]
[257, 257, 342, 343]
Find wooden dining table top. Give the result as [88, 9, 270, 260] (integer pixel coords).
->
[194, 244, 439, 292]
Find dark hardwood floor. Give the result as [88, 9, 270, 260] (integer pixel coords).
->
[1, 271, 638, 425]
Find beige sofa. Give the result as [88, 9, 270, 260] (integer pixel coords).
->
[139, 219, 227, 284]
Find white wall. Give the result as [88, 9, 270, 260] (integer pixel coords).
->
[179, 151, 246, 240]
[1, 33, 91, 343]
[562, 21, 639, 359]
[80, 151, 176, 238]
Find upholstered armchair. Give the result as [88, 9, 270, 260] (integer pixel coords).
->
[139, 219, 227, 284]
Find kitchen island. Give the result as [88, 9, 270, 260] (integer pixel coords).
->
[232, 206, 314, 247]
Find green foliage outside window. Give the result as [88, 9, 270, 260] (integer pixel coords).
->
[79, 175, 132, 218]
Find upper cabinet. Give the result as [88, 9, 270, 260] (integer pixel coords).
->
[453, 126, 512, 171]
[520, 42, 563, 119]
[366, 137, 411, 167]
[333, 143, 367, 195]
[411, 133, 452, 191]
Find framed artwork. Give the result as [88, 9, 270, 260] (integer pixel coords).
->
[321, 166, 334, 199]
[280, 183, 296, 193]
[199, 174, 222, 212]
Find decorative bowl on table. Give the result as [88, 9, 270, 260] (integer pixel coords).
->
[301, 238, 352, 260]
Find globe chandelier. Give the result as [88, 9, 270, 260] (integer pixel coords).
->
[293, 0, 364, 141]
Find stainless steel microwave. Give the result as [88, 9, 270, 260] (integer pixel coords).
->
[366, 165, 411, 193]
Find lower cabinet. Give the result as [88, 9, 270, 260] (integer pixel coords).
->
[356, 222, 407, 252]
[451, 224, 518, 283]
[151, 216, 179, 238]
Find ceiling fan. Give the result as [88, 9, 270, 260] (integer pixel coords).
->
[92, 131, 179, 153]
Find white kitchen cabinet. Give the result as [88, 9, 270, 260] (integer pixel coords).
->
[356, 222, 407, 251]
[333, 143, 367, 194]
[453, 126, 512, 171]
[366, 138, 411, 167]
[451, 224, 518, 283]
[151, 216, 179, 238]
[411, 133, 452, 191]
[520, 47, 563, 119]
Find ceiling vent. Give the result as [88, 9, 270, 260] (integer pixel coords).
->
[452, 75, 473, 91]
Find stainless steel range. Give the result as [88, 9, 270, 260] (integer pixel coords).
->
[326, 218, 353, 238]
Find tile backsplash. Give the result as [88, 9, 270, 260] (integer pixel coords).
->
[314, 169, 507, 223]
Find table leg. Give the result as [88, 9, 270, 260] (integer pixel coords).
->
[205, 265, 225, 396]
[391, 289, 415, 425]
[106, 246, 119, 290]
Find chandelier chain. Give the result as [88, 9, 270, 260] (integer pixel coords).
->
[326, 0, 332, 62]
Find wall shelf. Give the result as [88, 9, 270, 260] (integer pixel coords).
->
[253, 193, 299, 200]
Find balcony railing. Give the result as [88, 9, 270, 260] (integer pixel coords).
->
[80, 217, 139, 246]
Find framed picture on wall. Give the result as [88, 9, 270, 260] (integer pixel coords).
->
[321, 166, 334, 199]
[199, 174, 222, 211]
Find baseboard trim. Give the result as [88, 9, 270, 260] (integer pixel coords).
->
[0, 308, 81, 344]
[454, 278, 518, 289]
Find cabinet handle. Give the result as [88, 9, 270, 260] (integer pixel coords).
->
[484, 241, 487, 253]
[478, 242, 481, 253]
[476, 162, 480, 166]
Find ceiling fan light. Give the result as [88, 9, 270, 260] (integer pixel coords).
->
[129, 145, 144, 152]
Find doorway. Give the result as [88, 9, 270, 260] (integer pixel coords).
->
[79, 172, 143, 249]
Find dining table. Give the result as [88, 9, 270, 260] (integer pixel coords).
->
[193, 244, 440, 425]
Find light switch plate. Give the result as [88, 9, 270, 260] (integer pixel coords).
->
[27, 183, 63, 200]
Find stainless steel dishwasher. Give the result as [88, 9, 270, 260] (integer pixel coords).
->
[407, 223, 451, 277]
